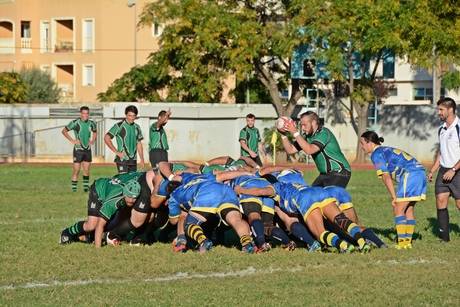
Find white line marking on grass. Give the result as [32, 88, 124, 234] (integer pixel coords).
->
[0, 259, 446, 291]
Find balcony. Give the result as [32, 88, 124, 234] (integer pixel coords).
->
[55, 40, 73, 53]
[20, 37, 32, 53]
[53, 19, 74, 53]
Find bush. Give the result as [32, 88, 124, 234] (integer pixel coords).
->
[0, 72, 27, 104]
[19, 68, 61, 103]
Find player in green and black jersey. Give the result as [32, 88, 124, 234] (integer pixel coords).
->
[149, 109, 171, 169]
[104, 105, 145, 174]
[61, 106, 97, 192]
[239, 113, 265, 166]
[281, 111, 351, 187]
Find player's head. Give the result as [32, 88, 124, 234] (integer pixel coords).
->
[166, 180, 181, 195]
[122, 179, 141, 205]
[437, 97, 456, 121]
[125, 105, 138, 123]
[80, 106, 89, 121]
[158, 110, 169, 125]
[246, 113, 256, 127]
[360, 130, 384, 153]
[299, 111, 320, 135]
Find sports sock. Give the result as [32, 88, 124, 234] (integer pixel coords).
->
[361, 228, 385, 248]
[240, 234, 253, 247]
[320, 231, 347, 250]
[334, 213, 366, 249]
[437, 208, 450, 242]
[290, 222, 315, 246]
[71, 180, 78, 192]
[83, 176, 90, 192]
[250, 220, 265, 247]
[186, 224, 207, 244]
[67, 221, 85, 237]
[270, 227, 290, 245]
[394, 215, 407, 246]
[111, 219, 136, 239]
[405, 219, 416, 244]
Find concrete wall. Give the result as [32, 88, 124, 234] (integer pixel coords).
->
[0, 103, 442, 163]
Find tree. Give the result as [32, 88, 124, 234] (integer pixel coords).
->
[137, 0, 309, 113]
[0, 72, 26, 104]
[19, 68, 61, 103]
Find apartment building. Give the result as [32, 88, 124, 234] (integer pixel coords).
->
[0, 0, 162, 102]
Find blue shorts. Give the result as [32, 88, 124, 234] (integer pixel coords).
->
[192, 183, 240, 215]
[396, 171, 427, 202]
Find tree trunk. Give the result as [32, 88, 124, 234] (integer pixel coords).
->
[354, 103, 369, 163]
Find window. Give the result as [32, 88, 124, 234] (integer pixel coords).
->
[40, 21, 51, 52]
[388, 88, 398, 96]
[82, 64, 95, 86]
[82, 19, 94, 52]
[20, 21, 31, 38]
[413, 87, 445, 102]
[382, 50, 395, 79]
[152, 22, 163, 37]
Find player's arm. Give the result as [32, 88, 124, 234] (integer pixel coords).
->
[137, 141, 145, 168]
[104, 133, 124, 160]
[284, 121, 320, 155]
[240, 140, 257, 157]
[61, 127, 79, 145]
[159, 161, 174, 179]
[259, 165, 302, 176]
[280, 134, 299, 155]
[215, 170, 253, 182]
[94, 217, 107, 248]
[234, 185, 275, 197]
[381, 173, 397, 205]
[206, 156, 230, 166]
[170, 160, 201, 169]
[238, 156, 259, 168]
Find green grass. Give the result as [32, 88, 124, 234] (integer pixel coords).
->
[0, 164, 459, 306]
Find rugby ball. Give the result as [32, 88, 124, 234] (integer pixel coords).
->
[276, 116, 293, 131]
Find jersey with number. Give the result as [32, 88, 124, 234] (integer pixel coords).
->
[299, 127, 351, 174]
[149, 121, 169, 151]
[239, 126, 261, 156]
[65, 118, 97, 150]
[107, 120, 143, 161]
[93, 177, 127, 220]
[370, 146, 425, 182]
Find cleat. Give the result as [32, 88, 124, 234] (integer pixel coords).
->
[105, 232, 121, 246]
[395, 244, 405, 250]
[282, 241, 297, 251]
[172, 238, 187, 253]
[198, 239, 213, 253]
[307, 241, 321, 253]
[360, 244, 371, 254]
[340, 244, 355, 254]
[256, 242, 272, 253]
[241, 242, 256, 254]
[59, 229, 74, 245]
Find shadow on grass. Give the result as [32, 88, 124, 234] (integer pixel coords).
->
[371, 227, 422, 242]
[425, 217, 460, 238]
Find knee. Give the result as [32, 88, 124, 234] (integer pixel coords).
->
[130, 212, 147, 228]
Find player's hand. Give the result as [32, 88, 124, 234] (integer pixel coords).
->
[427, 171, 433, 182]
[284, 120, 297, 133]
[116, 151, 125, 159]
[73, 140, 81, 145]
[249, 151, 257, 158]
[442, 170, 455, 182]
[234, 185, 243, 195]
[166, 108, 172, 118]
[391, 198, 397, 208]
[140, 160, 145, 169]
[89, 140, 95, 146]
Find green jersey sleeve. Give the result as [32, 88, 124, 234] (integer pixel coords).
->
[136, 124, 144, 141]
[107, 123, 120, 138]
[65, 119, 77, 131]
[239, 128, 247, 141]
[90, 120, 97, 132]
[309, 128, 330, 150]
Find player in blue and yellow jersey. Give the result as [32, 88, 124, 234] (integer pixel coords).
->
[60, 176, 141, 248]
[259, 166, 307, 186]
[168, 172, 256, 253]
[230, 174, 279, 252]
[361, 131, 427, 249]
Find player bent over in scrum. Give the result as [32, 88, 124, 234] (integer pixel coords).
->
[60, 177, 141, 248]
[168, 173, 256, 253]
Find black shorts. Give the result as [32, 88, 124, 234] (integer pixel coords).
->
[73, 148, 92, 163]
[87, 184, 102, 217]
[241, 201, 262, 217]
[149, 149, 168, 169]
[435, 167, 460, 199]
[311, 170, 351, 188]
[132, 172, 152, 214]
[116, 160, 137, 174]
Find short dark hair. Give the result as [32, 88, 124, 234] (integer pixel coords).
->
[300, 111, 320, 123]
[80, 106, 89, 112]
[361, 130, 384, 145]
[246, 113, 256, 119]
[125, 105, 138, 115]
[158, 110, 167, 117]
[437, 97, 456, 113]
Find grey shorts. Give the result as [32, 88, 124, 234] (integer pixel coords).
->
[435, 167, 460, 199]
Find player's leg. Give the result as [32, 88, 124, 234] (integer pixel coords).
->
[274, 206, 319, 251]
[81, 161, 91, 192]
[342, 207, 386, 248]
[306, 208, 350, 252]
[241, 201, 267, 250]
[222, 208, 256, 253]
[71, 162, 81, 192]
[404, 202, 417, 248]
[393, 200, 411, 248]
[184, 211, 213, 252]
[322, 202, 369, 252]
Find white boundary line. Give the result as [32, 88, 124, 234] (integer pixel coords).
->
[0, 259, 448, 291]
